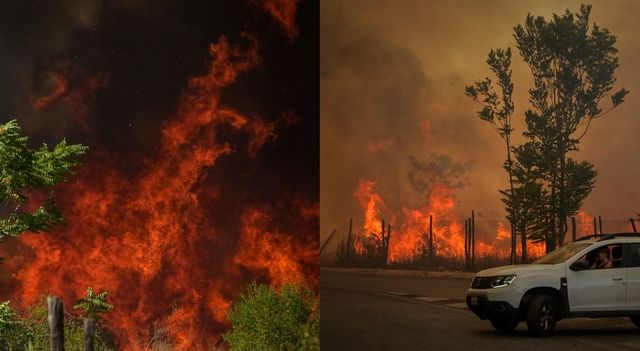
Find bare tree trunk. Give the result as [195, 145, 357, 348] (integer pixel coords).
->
[559, 218, 568, 247]
[520, 223, 527, 264]
[593, 217, 597, 236]
[346, 218, 353, 259]
[549, 174, 557, 253]
[47, 296, 64, 351]
[571, 216, 576, 241]
[558, 147, 567, 250]
[505, 138, 518, 264]
[511, 222, 516, 263]
[84, 317, 95, 351]
[545, 216, 553, 253]
[630, 218, 637, 233]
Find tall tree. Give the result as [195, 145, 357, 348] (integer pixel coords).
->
[514, 4, 627, 251]
[0, 119, 87, 246]
[501, 142, 547, 263]
[466, 48, 519, 263]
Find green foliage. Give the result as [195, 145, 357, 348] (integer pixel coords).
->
[0, 119, 87, 240]
[224, 283, 319, 351]
[0, 298, 115, 351]
[465, 47, 514, 139]
[469, 4, 626, 254]
[0, 300, 33, 350]
[500, 142, 549, 251]
[512, 4, 624, 251]
[73, 287, 113, 321]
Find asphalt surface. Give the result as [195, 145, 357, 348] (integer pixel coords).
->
[321, 270, 640, 350]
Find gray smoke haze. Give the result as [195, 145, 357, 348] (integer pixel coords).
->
[321, 0, 640, 245]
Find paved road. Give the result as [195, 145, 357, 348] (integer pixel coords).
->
[321, 271, 640, 351]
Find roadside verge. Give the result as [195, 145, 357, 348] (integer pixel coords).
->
[321, 266, 476, 280]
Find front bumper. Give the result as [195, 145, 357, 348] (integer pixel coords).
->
[466, 284, 523, 320]
[466, 294, 518, 320]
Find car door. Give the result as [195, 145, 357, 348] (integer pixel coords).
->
[566, 244, 627, 312]
[626, 243, 640, 311]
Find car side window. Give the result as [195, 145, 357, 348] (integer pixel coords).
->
[583, 244, 622, 269]
[630, 244, 640, 267]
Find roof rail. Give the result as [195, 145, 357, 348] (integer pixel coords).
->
[575, 235, 598, 241]
[596, 233, 640, 242]
[574, 232, 640, 242]
[597, 234, 616, 241]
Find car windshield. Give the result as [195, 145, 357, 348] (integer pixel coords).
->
[532, 242, 592, 264]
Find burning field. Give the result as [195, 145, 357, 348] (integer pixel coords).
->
[0, 0, 317, 349]
[328, 177, 636, 268]
[351, 178, 546, 263]
[320, 1, 640, 269]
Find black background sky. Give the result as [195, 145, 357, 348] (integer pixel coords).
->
[0, 0, 318, 213]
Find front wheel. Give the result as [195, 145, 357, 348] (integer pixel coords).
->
[526, 294, 557, 336]
[490, 318, 519, 332]
[631, 316, 640, 328]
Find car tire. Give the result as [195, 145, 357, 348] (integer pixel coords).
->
[631, 316, 640, 328]
[490, 318, 519, 332]
[526, 294, 557, 336]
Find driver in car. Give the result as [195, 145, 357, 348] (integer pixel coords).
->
[590, 246, 613, 269]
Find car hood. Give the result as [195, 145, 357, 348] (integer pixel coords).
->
[476, 264, 559, 277]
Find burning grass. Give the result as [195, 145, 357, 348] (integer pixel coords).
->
[332, 232, 545, 272]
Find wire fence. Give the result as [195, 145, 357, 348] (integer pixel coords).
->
[321, 215, 638, 269]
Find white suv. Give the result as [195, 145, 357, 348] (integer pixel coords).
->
[466, 233, 640, 336]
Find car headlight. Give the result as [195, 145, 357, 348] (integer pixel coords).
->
[490, 274, 516, 288]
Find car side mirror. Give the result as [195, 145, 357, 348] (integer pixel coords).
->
[570, 259, 590, 271]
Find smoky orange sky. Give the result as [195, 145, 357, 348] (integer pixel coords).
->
[320, 0, 640, 248]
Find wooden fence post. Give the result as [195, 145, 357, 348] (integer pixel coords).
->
[598, 215, 603, 235]
[84, 317, 95, 351]
[320, 229, 336, 255]
[346, 218, 353, 259]
[381, 219, 386, 266]
[464, 219, 468, 270]
[47, 296, 64, 351]
[386, 223, 391, 265]
[471, 211, 475, 269]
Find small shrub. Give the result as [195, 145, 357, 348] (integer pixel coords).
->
[0, 298, 116, 351]
[224, 283, 319, 351]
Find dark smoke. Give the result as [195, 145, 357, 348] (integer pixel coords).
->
[321, 1, 476, 242]
[408, 154, 473, 195]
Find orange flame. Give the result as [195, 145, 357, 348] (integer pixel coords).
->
[420, 120, 432, 138]
[367, 138, 394, 154]
[253, 0, 300, 41]
[576, 210, 595, 237]
[6, 34, 317, 349]
[34, 67, 108, 128]
[354, 179, 546, 262]
[354, 179, 385, 238]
